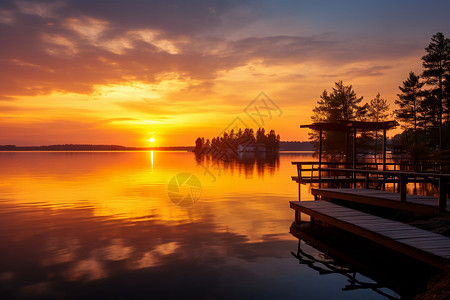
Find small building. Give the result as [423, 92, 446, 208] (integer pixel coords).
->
[237, 143, 266, 152]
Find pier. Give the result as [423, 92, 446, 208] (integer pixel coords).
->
[290, 200, 450, 269]
[290, 120, 450, 271]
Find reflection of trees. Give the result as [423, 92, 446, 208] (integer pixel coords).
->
[195, 151, 280, 178]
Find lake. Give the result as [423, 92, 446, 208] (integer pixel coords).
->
[0, 151, 406, 299]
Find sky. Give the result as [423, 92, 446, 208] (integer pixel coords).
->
[1, 0, 449, 146]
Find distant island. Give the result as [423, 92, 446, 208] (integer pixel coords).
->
[0, 142, 314, 152]
[0, 144, 195, 151]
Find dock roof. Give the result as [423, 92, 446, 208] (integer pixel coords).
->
[300, 120, 398, 132]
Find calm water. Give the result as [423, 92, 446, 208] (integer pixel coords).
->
[0, 151, 401, 299]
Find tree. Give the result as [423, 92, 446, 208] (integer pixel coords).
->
[368, 93, 390, 122]
[419, 93, 441, 148]
[367, 93, 390, 158]
[395, 72, 424, 145]
[194, 137, 203, 153]
[311, 81, 365, 155]
[421, 32, 450, 150]
[312, 81, 364, 123]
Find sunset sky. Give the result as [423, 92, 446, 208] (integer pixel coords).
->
[1, 0, 449, 146]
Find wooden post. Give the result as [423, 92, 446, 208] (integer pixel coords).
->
[297, 163, 302, 201]
[318, 129, 322, 188]
[353, 128, 357, 188]
[382, 128, 387, 191]
[399, 174, 407, 202]
[345, 131, 350, 169]
[295, 210, 300, 224]
[439, 177, 447, 212]
[382, 128, 387, 171]
[365, 173, 370, 189]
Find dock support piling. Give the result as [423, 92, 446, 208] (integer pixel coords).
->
[439, 178, 447, 212]
[399, 174, 407, 202]
[382, 128, 387, 191]
[295, 210, 300, 224]
[297, 163, 302, 201]
[318, 130, 322, 188]
[364, 173, 370, 189]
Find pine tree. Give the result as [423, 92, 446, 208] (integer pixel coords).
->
[419, 93, 441, 149]
[395, 72, 424, 145]
[312, 81, 364, 123]
[310, 81, 365, 155]
[367, 93, 390, 157]
[421, 32, 450, 150]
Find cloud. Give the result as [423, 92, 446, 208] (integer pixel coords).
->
[0, 0, 445, 103]
[15, 0, 66, 18]
[0, 9, 14, 24]
[116, 98, 227, 116]
[320, 65, 392, 79]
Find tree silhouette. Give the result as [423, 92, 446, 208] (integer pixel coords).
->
[419, 93, 441, 149]
[311, 81, 365, 154]
[421, 32, 450, 150]
[194, 137, 203, 153]
[367, 93, 390, 157]
[312, 81, 364, 123]
[395, 72, 424, 146]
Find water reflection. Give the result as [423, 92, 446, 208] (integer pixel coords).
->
[0, 201, 297, 299]
[289, 219, 441, 300]
[0, 151, 415, 299]
[195, 150, 280, 179]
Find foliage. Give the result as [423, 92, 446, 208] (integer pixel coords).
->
[194, 128, 280, 157]
[312, 81, 364, 123]
[395, 72, 424, 146]
[368, 93, 390, 122]
[421, 32, 450, 149]
[367, 93, 390, 154]
[310, 81, 366, 155]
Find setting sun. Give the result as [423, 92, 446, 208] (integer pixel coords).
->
[149, 137, 155, 143]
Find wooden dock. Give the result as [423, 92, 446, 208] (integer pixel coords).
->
[312, 188, 450, 214]
[292, 166, 449, 212]
[290, 200, 450, 269]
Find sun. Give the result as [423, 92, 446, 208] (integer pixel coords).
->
[149, 137, 155, 143]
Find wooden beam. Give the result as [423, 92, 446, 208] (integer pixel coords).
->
[353, 128, 357, 187]
[382, 128, 387, 171]
[439, 178, 447, 212]
[318, 129, 322, 188]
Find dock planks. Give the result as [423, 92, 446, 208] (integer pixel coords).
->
[312, 188, 450, 214]
[290, 200, 450, 269]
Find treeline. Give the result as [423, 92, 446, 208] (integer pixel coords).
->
[394, 32, 450, 156]
[194, 128, 280, 153]
[310, 32, 450, 159]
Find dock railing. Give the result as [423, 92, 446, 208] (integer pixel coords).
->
[292, 161, 446, 184]
[319, 168, 450, 212]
